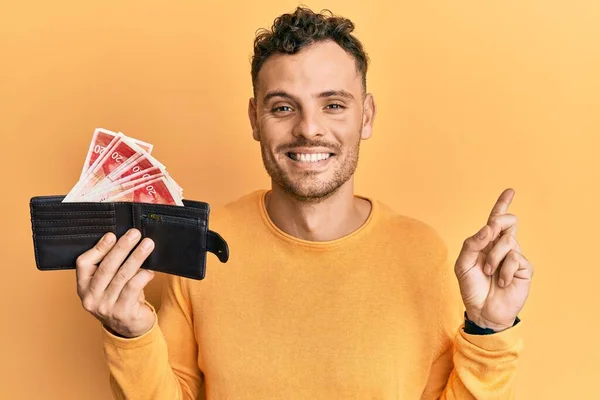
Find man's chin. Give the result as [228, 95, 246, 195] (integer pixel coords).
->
[280, 182, 341, 203]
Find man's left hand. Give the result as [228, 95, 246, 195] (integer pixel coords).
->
[453, 188, 534, 331]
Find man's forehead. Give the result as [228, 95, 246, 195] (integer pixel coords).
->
[256, 41, 362, 97]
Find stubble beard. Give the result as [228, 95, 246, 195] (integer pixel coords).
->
[259, 134, 361, 204]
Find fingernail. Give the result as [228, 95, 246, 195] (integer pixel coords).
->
[104, 233, 116, 244]
[127, 229, 141, 240]
[498, 278, 505, 287]
[477, 226, 487, 240]
[141, 238, 153, 250]
[484, 264, 492, 275]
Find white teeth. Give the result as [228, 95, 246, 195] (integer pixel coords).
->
[290, 153, 331, 162]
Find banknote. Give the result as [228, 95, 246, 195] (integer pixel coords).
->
[104, 176, 183, 205]
[164, 173, 183, 198]
[83, 173, 166, 202]
[65, 133, 149, 201]
[82, 167, 164, 201]
[80, 128, 153, 178]
[63, 128, 183, 206]
[90, 151, 166, 194]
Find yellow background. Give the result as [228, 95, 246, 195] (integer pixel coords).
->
[1, 1, 598, 398]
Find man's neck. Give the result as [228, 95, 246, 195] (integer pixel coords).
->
[265, 182, 372, 242]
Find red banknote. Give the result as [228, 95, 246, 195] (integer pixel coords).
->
[89, 152, 165, 194]
[104, 176, 183, 205]
[82, 167, 164, 202]
[63, 128, 183, 206]
[66, 134, 153, 200]
[80, 128, 153, 179]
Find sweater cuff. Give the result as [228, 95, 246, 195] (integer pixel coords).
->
[102, 300, 159, 349]
[459, 317, 523, 351]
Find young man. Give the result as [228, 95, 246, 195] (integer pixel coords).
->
[76, 7, 533, 399]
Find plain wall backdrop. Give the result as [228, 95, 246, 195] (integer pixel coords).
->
[1, 0, 598, 398]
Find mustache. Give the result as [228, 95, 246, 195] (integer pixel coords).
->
[276, 138, 341, 153]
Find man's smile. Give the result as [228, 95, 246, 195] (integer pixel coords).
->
[284, 151, 335, 170]
[286, 152, 332, 162]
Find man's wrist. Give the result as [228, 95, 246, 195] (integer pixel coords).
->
[463, 311, 520, 335]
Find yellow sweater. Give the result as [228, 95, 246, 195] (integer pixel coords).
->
[103, 190, 523, 399]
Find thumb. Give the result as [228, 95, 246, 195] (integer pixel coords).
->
[455, 225, 492, 272]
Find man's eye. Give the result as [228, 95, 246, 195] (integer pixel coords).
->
[273, 106, 293, 113]
[327, 103, 345, 110]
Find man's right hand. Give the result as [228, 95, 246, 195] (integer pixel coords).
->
[76, 228, 156, 338]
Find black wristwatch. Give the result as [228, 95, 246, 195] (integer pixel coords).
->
[463, 311, 521, 335]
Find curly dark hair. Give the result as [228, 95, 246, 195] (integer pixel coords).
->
[251, 6, 369, 97]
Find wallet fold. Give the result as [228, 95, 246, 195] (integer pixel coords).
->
[30, 195, 229, 280]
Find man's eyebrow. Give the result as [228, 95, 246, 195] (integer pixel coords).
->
[262, 89, 355, 105]
[318, 90, 355, 100]
[263, 91, 296, 105]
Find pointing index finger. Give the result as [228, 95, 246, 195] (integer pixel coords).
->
[488, 188, 515, 220]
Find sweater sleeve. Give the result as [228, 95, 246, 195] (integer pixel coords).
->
[420, 259, 524, 400]
[102, 275, 204, 400]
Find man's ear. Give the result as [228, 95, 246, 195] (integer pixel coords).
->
[248, 97, 260, 141]
[360, 93, 376, 140]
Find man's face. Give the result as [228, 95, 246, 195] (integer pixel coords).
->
[249, 40, 375, 202]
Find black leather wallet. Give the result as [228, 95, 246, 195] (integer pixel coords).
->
[29, 195, 229, 280]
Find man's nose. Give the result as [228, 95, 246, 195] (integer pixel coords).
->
[292, 109, 325, 139]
